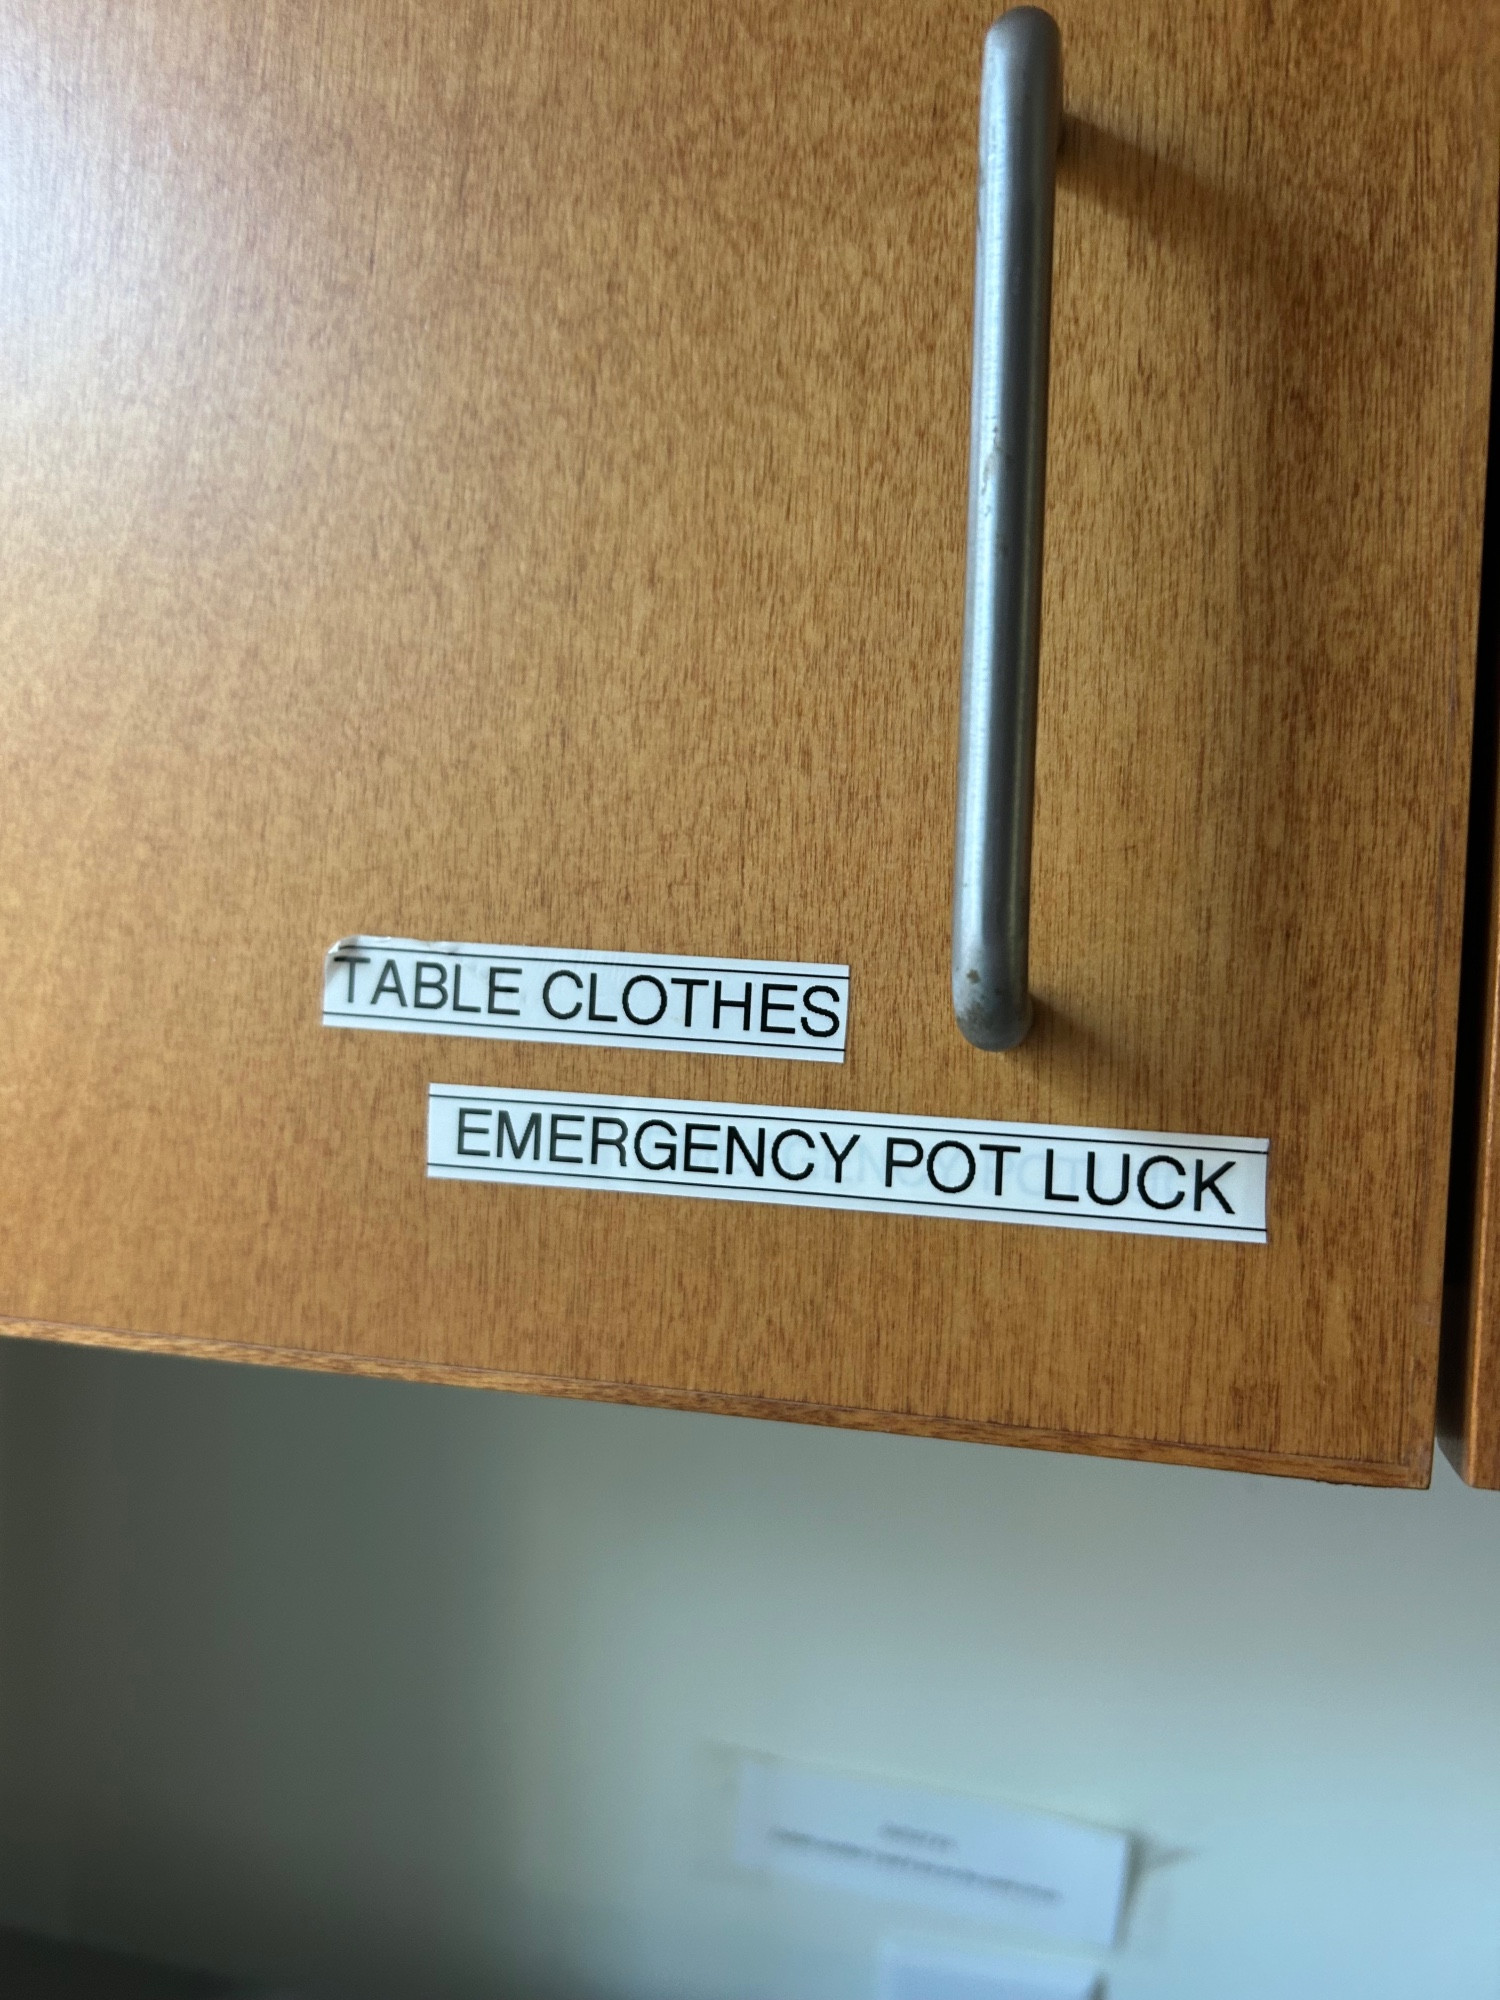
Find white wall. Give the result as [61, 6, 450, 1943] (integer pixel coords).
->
[0, 1335, 1498, 2000]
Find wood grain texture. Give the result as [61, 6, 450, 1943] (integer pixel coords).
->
[1, 0, 1495, 1482]
[0, 1312, 1426, 1486]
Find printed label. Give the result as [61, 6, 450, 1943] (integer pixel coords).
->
[427, 1086, 1268, 1243]
[324, 937, 848, 1062]
[737, 1756, 1130, 1947]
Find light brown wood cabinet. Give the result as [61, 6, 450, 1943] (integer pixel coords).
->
[2, 1, 1496, 1485]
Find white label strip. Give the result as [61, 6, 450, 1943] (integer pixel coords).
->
[324, 936, 848, 1062]
[427, 1086, 1268, 1242]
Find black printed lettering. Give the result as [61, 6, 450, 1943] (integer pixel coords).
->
[978, 1143, 1022, 1195]
[621, 975, 668, 1027]
[332, 952, 370, 1005]
[800, 985, 842, 1039]
[451, 964, 481, 1014]
[670, 977, 710, 1027]
[542, 970, 583, 1020]
[759, 982, 798, 1035]
[683, 1122, 721, 1173]
[496, 1110, 542, 1161]
[928, 1140, 976, 1194]
[456, 1107, 491, 1157]
[487, 966, 522, 1017]
[713, 980, 753, 1032]
[413, 961, 449, 1010]
[726, 1125, 766, 1177]
[591, 1116, 629, 1167]
[634, 1119, 677, 1172]
[1137, 1154, 1186, 1210]
[587, 972, 618, 1023]
[1044, 1148, 1080, 1202]
[370, 958, 408, 1008]
[1193, 1158, 1236, 1214]
[819, 1131, 860, 1183]
[770, 1128, 815, 1181]
[549, 1114, 584, 1164]
[1086, 1151, 1131, 1206]
[886, 1137, 925, 1187]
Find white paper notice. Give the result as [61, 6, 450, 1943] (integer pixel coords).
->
[734, 1758, 1130, 1947]
[324, 937, 848, 1062]
[427, 1086, 1268, 1243]
[877, 1940, 1102, 2000]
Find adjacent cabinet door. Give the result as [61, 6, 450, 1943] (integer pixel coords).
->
[2, 1, 1496, 1484]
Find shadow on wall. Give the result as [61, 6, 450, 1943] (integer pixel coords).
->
[0, 1336, 1499, 2000]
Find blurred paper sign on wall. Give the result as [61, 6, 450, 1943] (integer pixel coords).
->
[876, 1938, 1102, 2000]
[733, 1755, 1130, 1947]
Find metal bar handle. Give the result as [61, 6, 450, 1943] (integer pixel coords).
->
[952, 8, 1061, 1051]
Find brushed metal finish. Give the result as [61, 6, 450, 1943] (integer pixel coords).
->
[952, 8, 1061, 1051]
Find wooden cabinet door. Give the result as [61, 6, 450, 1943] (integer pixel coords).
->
[1, 1, 1494, 1484]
